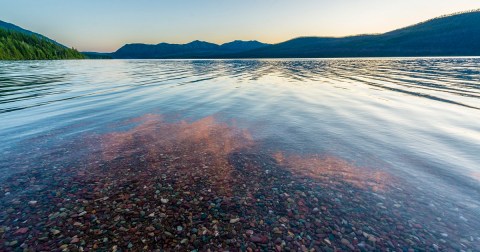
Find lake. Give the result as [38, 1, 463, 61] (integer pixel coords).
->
[0, 58, 479, 250]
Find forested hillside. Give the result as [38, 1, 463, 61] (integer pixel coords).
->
[0, 28, 84, 60]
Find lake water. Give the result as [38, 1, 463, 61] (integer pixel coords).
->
[0, 58, 479, 250]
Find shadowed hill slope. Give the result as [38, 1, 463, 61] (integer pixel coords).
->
[0, 27, 84, 60]
[236, 10, 480, 58]
[112, 10, 480, 59]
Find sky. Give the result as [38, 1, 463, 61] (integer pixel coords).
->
[0, 0, 478, 52]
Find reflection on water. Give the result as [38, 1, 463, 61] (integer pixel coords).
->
[0, 58, 479, 250]
[1, 59, 479, 114]
[473, 172, 480, 182]
[97, 114, 254, 196]
[3, 113, 476, 250]
[96, 114, 391, 194]
[273, 153, 392, 191]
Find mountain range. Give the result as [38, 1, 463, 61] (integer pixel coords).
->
[112, 10, 480, 59]
[1, 9, 479, 60]
[113, 40, 270, 59]
[236, 10, 480, 58]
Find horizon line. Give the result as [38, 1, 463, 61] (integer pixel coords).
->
[82, 8, 480, 53]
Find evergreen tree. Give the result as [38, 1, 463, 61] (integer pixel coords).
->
[0, 28, 85, 60]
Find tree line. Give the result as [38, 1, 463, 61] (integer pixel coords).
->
[0, 28, 85, 60]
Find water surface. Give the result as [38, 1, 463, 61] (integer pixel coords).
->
[0, 58, 479, 250]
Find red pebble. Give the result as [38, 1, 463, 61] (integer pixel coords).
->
[14, 227, 29, 235]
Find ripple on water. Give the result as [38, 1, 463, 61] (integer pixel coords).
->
[0, 58, 479, 250]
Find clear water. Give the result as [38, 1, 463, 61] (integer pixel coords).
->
[0, 58, 479, 250]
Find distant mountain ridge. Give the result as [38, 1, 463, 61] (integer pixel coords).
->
[1, 9, 479, 60]
[112, 10, 480, 59]
[232, 10, 480, 58]
[113, 40, 270, 59]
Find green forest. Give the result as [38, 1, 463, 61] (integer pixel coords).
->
[0, 28, 84, 60]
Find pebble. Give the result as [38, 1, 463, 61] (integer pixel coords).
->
[341, 238, 355, 250]
[1, 118, 478, 251]
[273, 227, 282, 234]
[14, 227, 28, 235]
[250, 235, 268, 244]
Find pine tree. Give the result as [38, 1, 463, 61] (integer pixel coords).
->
[0, 28, 85, 60]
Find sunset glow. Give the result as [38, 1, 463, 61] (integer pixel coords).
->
[0, 0, 478, 52]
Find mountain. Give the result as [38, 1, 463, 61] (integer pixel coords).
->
[113, 40, 270, 59]
[219, 40, 271, 52]
[0, 20, 64, 47]
[112, 10, 480, 59]
[3, 9, 477, 60]
[235, 10, 480, 58]
[0, 21, 84, 60]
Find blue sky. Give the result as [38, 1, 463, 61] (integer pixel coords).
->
[0, 0, 478, 52]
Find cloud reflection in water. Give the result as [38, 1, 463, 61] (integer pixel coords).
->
[92, 113, 392, 193]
